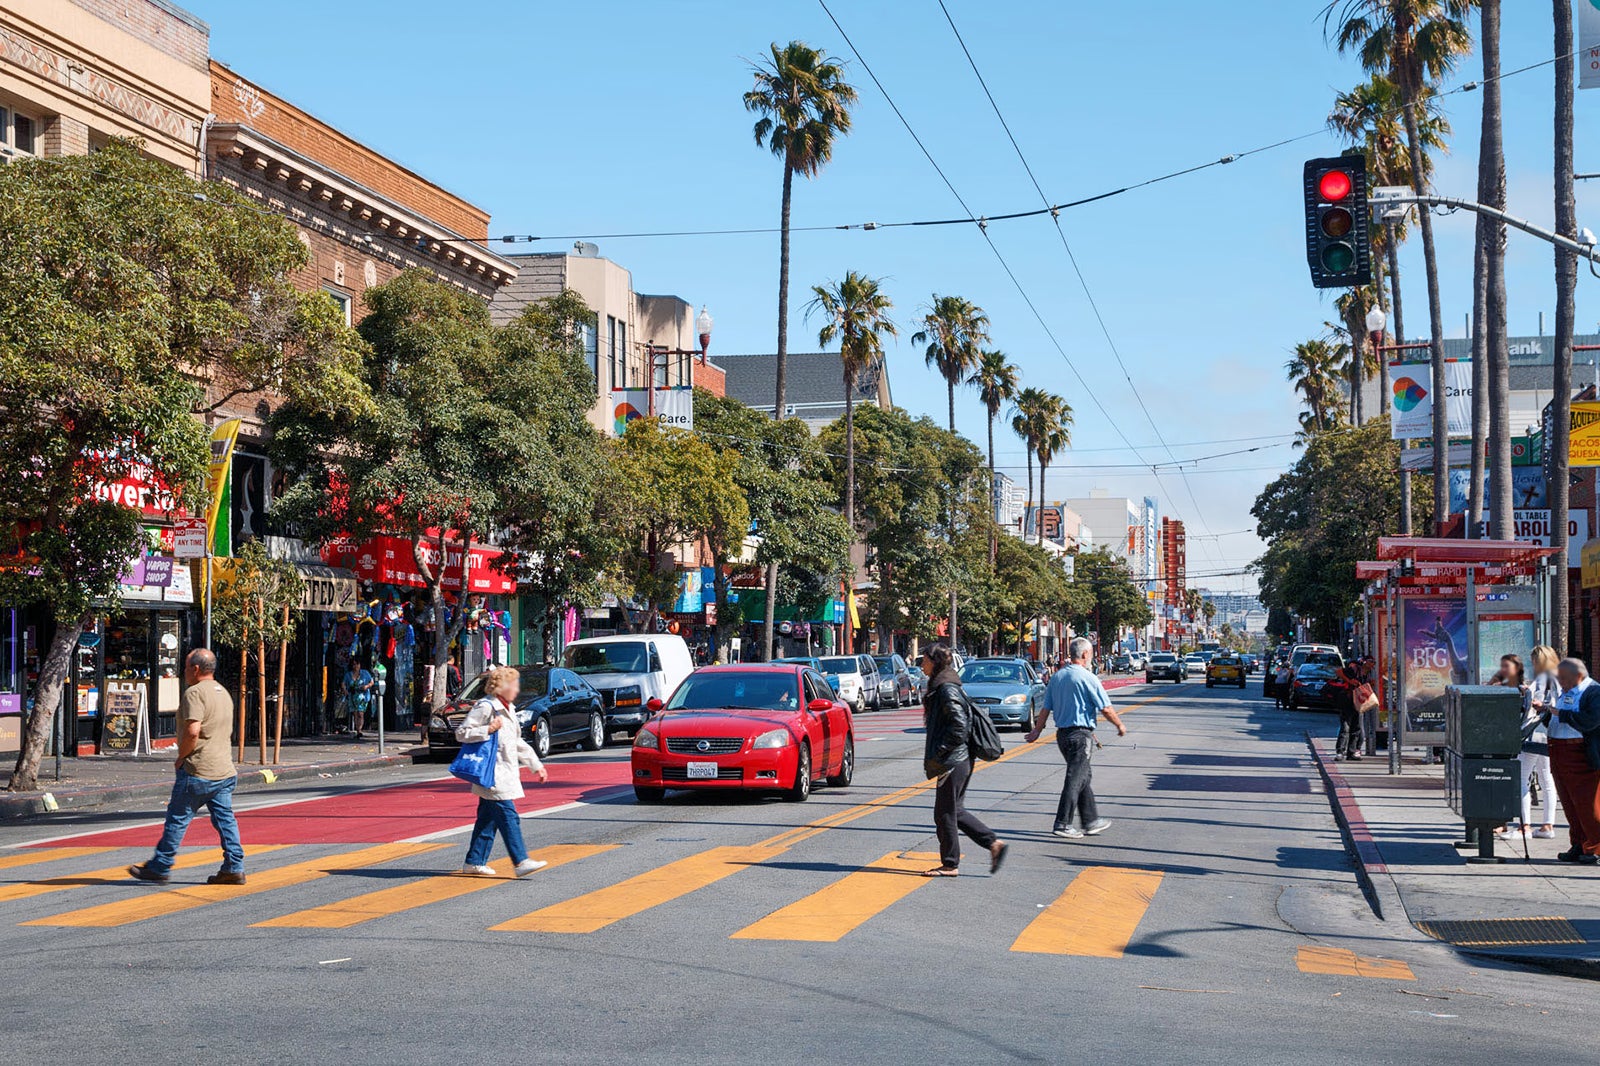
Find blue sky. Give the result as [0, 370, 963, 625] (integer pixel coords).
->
[194, 1, 1598, 592]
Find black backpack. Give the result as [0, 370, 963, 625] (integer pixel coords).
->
[965, 692, 1005, 761]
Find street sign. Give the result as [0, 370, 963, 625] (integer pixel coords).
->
[1400, 442, 1475, 471]
[173, 517, 207, 559]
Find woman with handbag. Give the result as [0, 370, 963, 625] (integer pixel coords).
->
[1499, 648, 1559, 841]
[454, 666, 549, 877]
[920, 644, 1006, 878]
[1334, 662, 1366, 761]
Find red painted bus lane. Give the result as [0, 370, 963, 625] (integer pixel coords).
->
[44, 759, 634, 848]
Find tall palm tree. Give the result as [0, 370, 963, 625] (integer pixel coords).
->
[1479, 0, 1510, 540]
[1287, 338, 1347, 435]
[912, 295, 990, 433]
[1324, 0, 1476, 529]
[1012, 387, 1053, 545]
[1033, 395, 1074, 557]
[1333, 288, 1382, 425]
[1554, 0, 1577, 650]
[808, 271, 896, 543]
[969, 349, 1019, 502]
[746, 41, 857, 661]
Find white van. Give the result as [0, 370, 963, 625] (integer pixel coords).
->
[561, 634, 695, 741]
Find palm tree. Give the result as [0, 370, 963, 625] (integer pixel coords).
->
[808, 271, 897, 542]
[1287, 338, 1347, 435]
[1554, 0, 1577, 650]
[746, 41, 857, 661]
[1324, 0, 1476, 529]
[1012, 388, 1053, 545]
[1333, 288, 1382, 425]
[1478, 0, 1510, 540]
[912, 295, 990, 433]
[969, 349, 1019, 502]
[1033, 395, 1074, 556]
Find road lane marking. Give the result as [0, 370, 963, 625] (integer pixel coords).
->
[730, 851, 939, 942]
[1010, 866, 1164, 957]
[0, 846, 286, 905]
[1296, 945, 1415, 980]
[0, 847, 113, 872]
[253, 844, 618, 928]
[491, 845, 783, 934]
[21, 843, 444, 927]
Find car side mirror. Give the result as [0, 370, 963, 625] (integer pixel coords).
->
[808, 698, 834, 713]
[646, 697, 664, 713]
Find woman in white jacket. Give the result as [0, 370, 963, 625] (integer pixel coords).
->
[454, 666, 549, 876]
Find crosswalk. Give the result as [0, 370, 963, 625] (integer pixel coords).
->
[0, 840, 1417, 979]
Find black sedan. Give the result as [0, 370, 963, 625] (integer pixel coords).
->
[1286, 663, 1352, 712]
[427, 665, 608, 758]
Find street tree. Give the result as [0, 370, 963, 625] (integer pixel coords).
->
[913, 295, 990, 434]
[1066, 548, 1154, 646]
[1033, 396, 1073, 550]
[0, 143, 356, 791]
[1011, 389, 1046, 544]
[1287, 338, 1347, 437]
[1324, 0, 1477, 528]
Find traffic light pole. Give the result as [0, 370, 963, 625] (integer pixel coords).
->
[1373, 191, 1600, 265]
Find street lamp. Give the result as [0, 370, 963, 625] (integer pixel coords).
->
[696, 306, 713, 357]
[646, 308, 713, 416]
[1365, 306, 1386, 348]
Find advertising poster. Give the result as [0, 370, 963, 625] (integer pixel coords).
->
[1447, 467, 1547, 513]
[1402, 597, 1470, 734]
[609, 389, 694, 436]
[1388, 359, 1471, 440]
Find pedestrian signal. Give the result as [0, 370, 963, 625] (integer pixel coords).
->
[1303, 156, 1371, 289]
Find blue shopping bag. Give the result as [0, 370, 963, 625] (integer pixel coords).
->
[449, 729, 500, 790]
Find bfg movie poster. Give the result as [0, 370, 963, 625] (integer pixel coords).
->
[1402, 597, 1470, 733]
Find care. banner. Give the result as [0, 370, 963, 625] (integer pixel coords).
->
[1388, 360, 1471, 440]
[609, 388, 694, 435]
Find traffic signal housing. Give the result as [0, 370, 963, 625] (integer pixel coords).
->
[1303, 156, 1371, 289]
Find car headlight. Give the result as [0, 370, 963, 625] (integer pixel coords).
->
[752, 728, 791, 749]
[614, 684, 642, 708]
[429, 715, 448, 731]
[1001, 693, 1028, 705]
[633, 726, 659, 750]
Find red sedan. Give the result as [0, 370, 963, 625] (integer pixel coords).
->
[630, 664, 855, 802]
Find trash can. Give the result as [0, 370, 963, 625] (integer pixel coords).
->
[1443, 685, 1523, 863]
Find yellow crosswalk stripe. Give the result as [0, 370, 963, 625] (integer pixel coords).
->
[492, 845, 782, 934]
[253, 844, 617, 929]
[0, 847, 115, 872]
[1296, 945, 1415, 980]
[1011, 866, 1164, 957]
[0, 846, 286, 905]
[21, 843, 444, 928]
[731, 851, 939, 942]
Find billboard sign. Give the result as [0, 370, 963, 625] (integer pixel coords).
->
[1388, 360, 1471, 440]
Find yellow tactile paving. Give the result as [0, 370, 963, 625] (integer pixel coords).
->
[491, 845, 783, 934]
[1011, 866, 1164, 957]
[1296, 944, 1415, 980]
[0, 846, 286, 905]
[21, 843, 444, 928]
[731, 851, 939, 942]
[253, 844, 617, 929]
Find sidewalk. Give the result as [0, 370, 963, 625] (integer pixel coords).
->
[0, 734, 429, 820]
[1310, 735, 1600, 978]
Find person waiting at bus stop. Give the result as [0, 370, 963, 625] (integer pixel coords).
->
[1541, 657, 1600, 865]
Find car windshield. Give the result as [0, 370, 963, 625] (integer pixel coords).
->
[564, 642, 648, 675]
[456, 668, 549, 703]
[665, 672, 800, 712]
[961, 662, 1027, 684]
[1150, 654, 1176, 663]
[873, 657, 895, 670]
[819, 657, 859, 674]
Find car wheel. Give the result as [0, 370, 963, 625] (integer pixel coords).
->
[580, 712, 606, 751]
[785, 743, 812, 802]
[532, 716, 552, 760]
[853, 695, 865, 715]
[634, 785, 665, 803]
[826, 736, 855, 787]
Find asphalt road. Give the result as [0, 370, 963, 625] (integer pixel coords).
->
[3, 680, 1594, 1065]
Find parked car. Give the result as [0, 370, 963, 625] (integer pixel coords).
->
[1206, 654, 1247, 689]
[630, 664, 853, 802]
[1288, 662, 1352, 711]
[1182, 653, 1207, 677]
[817, 655, 876, 713]
[1126, 651, 1147, 672]
[959, 657, 1046, 730]
[427, 665, 606, 758]
[1290, 643, 1343, 672]
[1110, 653, 1133, 673]
[562, 634, 696, 740]
[872, 654, 917, 708]
[1146, 652, 1184, 683]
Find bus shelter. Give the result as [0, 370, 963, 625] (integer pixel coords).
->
[1357, 537, 1560, 774]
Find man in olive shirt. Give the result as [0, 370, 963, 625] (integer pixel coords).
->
[129, 649, 248, 885]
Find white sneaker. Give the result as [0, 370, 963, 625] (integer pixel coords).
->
[460, 864, 496, 876]
[1053, 826, 1085, 839]
[513, 858, 548, 877]
[1085, 819, 1112, 836]
[1534, 827, 1557, 840]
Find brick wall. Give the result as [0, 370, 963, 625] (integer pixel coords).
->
[67, 0, 208, 71]
[210, 61, 488, 240]
[694, 360, 726, 398]
[41, 113, 88, 155]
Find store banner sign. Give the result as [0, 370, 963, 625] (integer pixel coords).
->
[206, 419, 242, 557]
[1388, 360, 1471, 440]
[1401, 442, 1474, 472]
[1447, 467, 1546, 513]
[1473, 509, 1589, 568]
[1566, 401, 1600, 466]
[1581, 0, 1600, 90]
[609, 389, 694, 436]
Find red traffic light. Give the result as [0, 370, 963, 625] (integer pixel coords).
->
[1318, 170, 1352, 202]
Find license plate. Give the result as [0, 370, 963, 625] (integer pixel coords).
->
[686, 761, 719, 779]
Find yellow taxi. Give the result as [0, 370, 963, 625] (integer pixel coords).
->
[1206, 654, 1247, 689]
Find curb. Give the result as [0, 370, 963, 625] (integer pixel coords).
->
[1305, 732, 1405, 922]
[0, 748, 427, 821]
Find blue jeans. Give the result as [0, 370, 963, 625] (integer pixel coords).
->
[147, 770, 244, 874]
[464, 798, 528, 866]
[1054, 728, 1100, 830]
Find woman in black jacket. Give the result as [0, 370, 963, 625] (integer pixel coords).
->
[921, 644, 1007, 877]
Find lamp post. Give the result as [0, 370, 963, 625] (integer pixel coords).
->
[645, 307, 711, 418]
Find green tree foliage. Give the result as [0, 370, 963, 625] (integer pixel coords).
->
[912, 295, 990, 434]
[0, 143, 354, 790]
[1067, 547, 1154, 643]
[1252, 419, 1429, 641]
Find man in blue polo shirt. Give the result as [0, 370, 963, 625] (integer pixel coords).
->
[1027, 636, 1128, 838]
